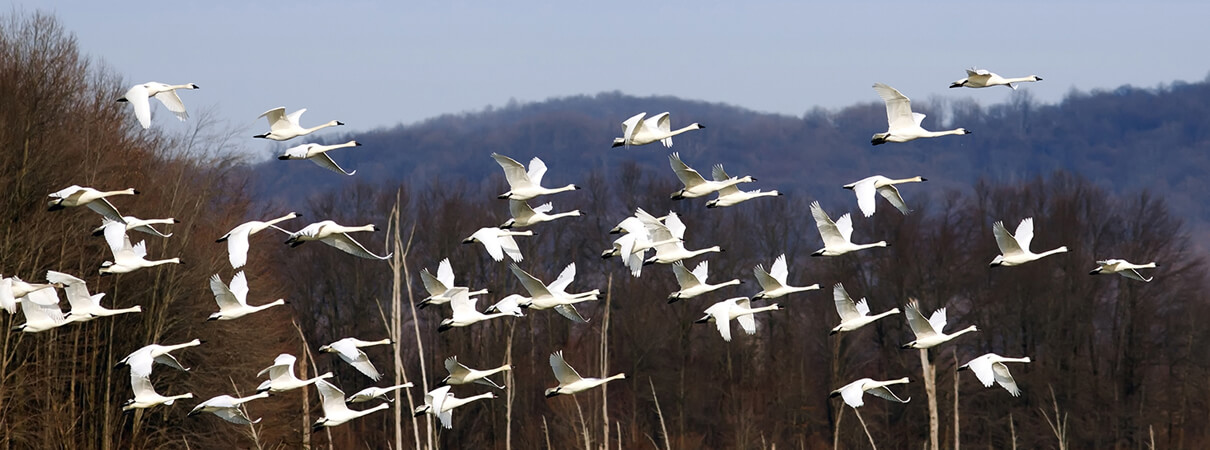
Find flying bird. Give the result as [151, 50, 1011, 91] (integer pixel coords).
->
[117, 82, 199, 129]
[870, 83, 970, 145]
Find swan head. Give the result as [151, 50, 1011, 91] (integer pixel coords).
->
[611, 138, 625, 148]
[957, 128, 970, 135]
[1030, 76, 1042, 81]
[871, 133, 889, 146]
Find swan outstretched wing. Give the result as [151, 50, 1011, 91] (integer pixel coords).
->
[992, 221, 1024, 256]
[711, 164, 740, 196]
[872, 83, 915, 131]
[853, 179, 878, 217]
[810, 202, 846, 248]
[124, 84, 152, 129]
[769, 254, 789, 284]
[877, 185, 911, 215]
[833, 284, 861, 321]
[1013, 218, 1035, 251]
[152, 89, 189, 121]
[904, 299, 937, 338]
[867, 385, 910, 403]
[621, 112, 645, 146]
[310, 153, 356, 176]
[509, 264, 553, 298]
[526, 157, 548, 187]
[322, 233, 391, 260]
[549, 351, 584, 384]
[491, 153, 532, 189]
[315, 379, 350, 417]
[669, 153, 707, 189]
[992, 361, 1021, 396]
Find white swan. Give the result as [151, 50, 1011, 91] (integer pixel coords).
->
[830, 283, 900, 335]
[990, 218, 1068, 267]
[644, 212, 722, 265]
[844, 175, 926, 217]
[90, 216, 178, 239]
[123, 370, 193, 411]
[463, 227, 532, 262]
[501, 200, 581, 229]
[418, 258, 489, 309]
[696, 297, 781, 342]
[611, 112, 703, 148]
[117, 82, 199, 129]
[117, 339, 202, 378]
[441, 356, 511, 389]
[254, 107, 343, 141]
[484, 294, 527, 317]
[11, 286, 81, 332]
[188, 393, 270, 424]
[217, 212, 299, 269]
[753, 254, 820, 299]
[950, 68, 1041, 90]
[958, 353, 1031, 397]
[256, 353, 334, 393]
[601, 212, 680, 277]
[285, 220, 391, 260]
[438, 288, 513, 332]
[279, 140, 362, 175]
[46, 270, 142, 321]
[491, 153, 579, 200]
[1090, 259, 1158, 282]
[98, 219, 181, 275]
[544, 350, 625, 397]
[830, 377, 911, 408]
[668, 260, 740, 302]
[509, 263, 599, 323]
[668, 153, 754, 200]
[809, 201, 887, 256]
[870, 83, 970, 145]
[313, 379, 390, 429]
[706, 164, 780, 208]
[47, 185, 137, 222]
[413, 385, 497, 428]
[319, 337, 393, 381]
[347, 383, 413, 403]
[901, 299, 977, 349]
[207, 271, 286, 321]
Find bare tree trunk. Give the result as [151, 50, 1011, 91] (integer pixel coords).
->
[506, 320, 516, 450]
[833, 407, 844, 450]
[952, 350, 959, 450]
[600, 274, 612, 450]
[853, 408, 877, 450]
[919, 349, 938, 450]
[650, 378, 671, 450]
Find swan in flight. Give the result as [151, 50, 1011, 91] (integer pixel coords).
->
[207, 271, 286, 321]
[90, 216, 178, 239]
[491, 153, 579, 200]
[668, 153, 754, 200]
[844, 175, 926, 217]
[696, 297, 781, 342]
[901, 299, 977, 349]
[285, 220, 391, 260]
[438, 288, 513, 332]
[413, 385, 496, 428]
[484, 294, 527, 317]
[46, 270, 142, 321]
[501, 200, 581, 229]
[441, 356, 511, 389]
[117, 339, 202, 378]
[753, 254, 820, 299]
[117, 82, 199, 129]
[509, 263, 599, 323]
[705, 164, 780, 208]
[544, 350, 625, 397]
[217, 212, 299, 268]
[256, 353, 334, 393]
[463, 227, 532, 262]
[47, 185, 137, 223]
[830, 377, 911, 408]
[611, 112, 703, 148]
[279, 140, 362, 176]
[188, 393, 270, 424]
[830, 283, 900, 335]
[958, 353, 1031, 396]
[809, 201, 887, 256]
[601, 212, 680, 276]
[347, 383, 414, 403]
[418, 258, 489, 309]
[313, 379, 389, 429]
[122, 370, 193, 411]
[643, 212, 721, 265]
[98, 219, 181, 274]
[668, 260, 740, 302]
[254, 107, 343, 141]
[950, 68, 1041, 90]
[990, 218, 1068, 267]
[870, 83, 970, 145]
[319, 337, 393, 381]
[1089, 259, 1157, 282]
[12, 286, 81, 332]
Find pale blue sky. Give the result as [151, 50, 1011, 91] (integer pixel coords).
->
[34, 1, 1210, 133]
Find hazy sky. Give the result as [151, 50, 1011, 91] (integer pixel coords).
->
[37, 1, 1210, 134]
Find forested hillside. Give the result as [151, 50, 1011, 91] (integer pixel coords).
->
[252, 79, 1210, 236]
